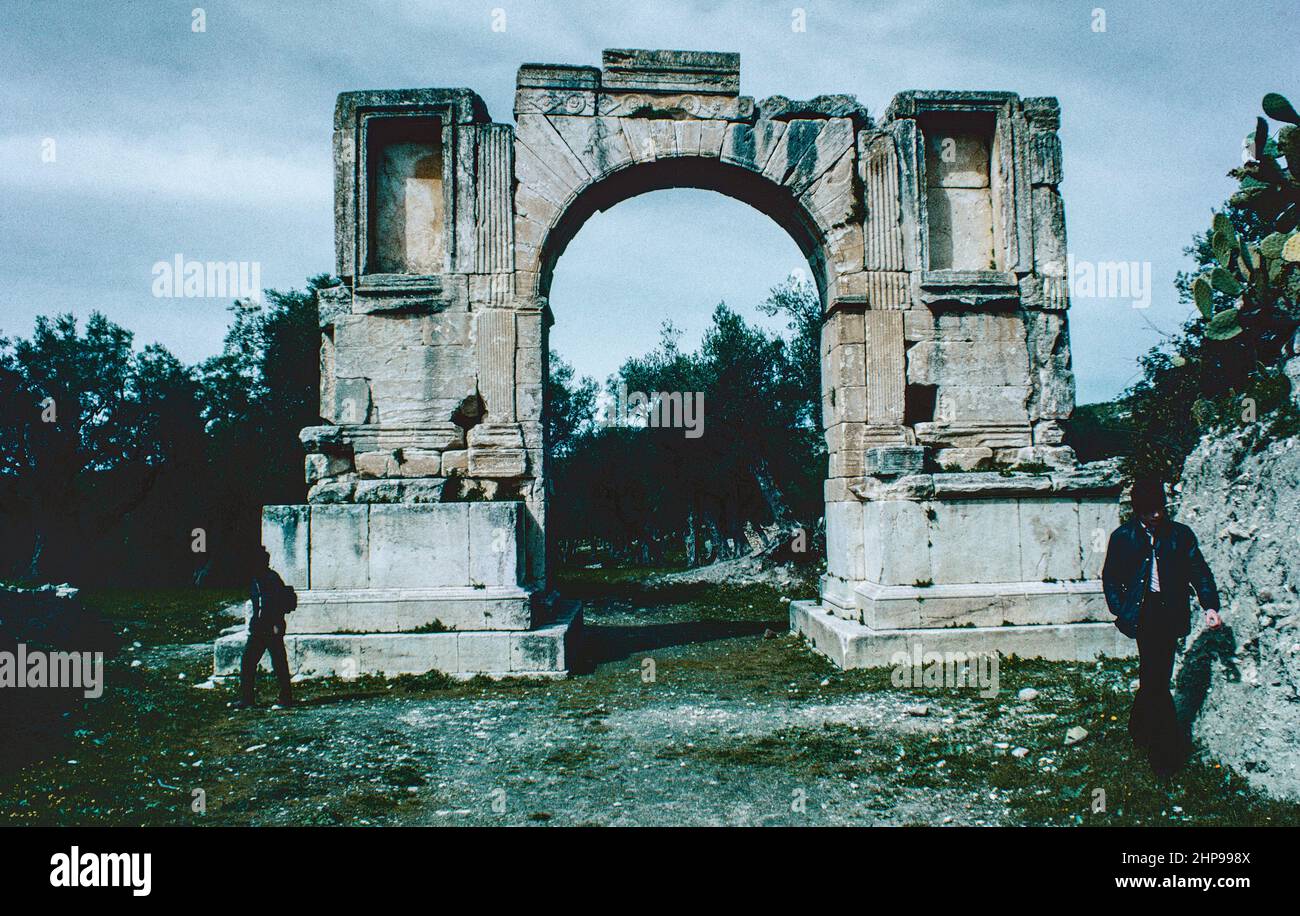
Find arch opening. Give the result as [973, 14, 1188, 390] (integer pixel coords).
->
[541, 170, 828, 576]
[536, 156, 833, 305]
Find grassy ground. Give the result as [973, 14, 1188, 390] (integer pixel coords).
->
[0, 575, 1294, 826]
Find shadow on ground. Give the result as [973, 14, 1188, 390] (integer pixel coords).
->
[572, 619, 781, 672]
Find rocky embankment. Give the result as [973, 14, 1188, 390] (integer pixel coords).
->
[1175, 422, 1300, 800]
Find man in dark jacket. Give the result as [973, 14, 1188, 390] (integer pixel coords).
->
[234, 548, 295, 709]
[1102, 477, 1222, 775]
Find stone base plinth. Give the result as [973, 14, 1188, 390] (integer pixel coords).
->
[790, 599, 1134, 669]
[830, 578, 1112, 630]
[215, 601, 580, 679]
[285, 586, 531, 633]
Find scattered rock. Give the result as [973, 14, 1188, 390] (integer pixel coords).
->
[905, 705, 929, 717]
[1064, 726, 1089, 746]
[1017, 687, 1039, 701]
[1011, 747, 1030, 758]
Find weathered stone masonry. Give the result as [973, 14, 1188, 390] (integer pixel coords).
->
[215, 49, 1130, 679]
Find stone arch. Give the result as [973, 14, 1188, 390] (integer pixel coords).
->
[227, 49, 1128, 684]
[509, 55, 873, 600]
[531, 155, 839, 303]
[510, 53, 866, 316]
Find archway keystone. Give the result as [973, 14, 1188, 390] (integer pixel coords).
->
[215, 49, 1129, 681]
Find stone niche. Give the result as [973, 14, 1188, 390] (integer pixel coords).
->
[921, 111, 999, 271]
[364, 116, 446, 275]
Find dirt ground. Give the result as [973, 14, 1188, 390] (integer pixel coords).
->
[1, 578, 1293, 827]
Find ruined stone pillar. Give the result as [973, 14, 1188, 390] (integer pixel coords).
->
[793, 90, 1130, 668]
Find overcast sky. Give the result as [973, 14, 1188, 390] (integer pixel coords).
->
[2, 0, 1293, 404]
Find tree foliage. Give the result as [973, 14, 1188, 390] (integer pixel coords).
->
[0, 277, 329, 586]
[1097, 94, 1300, 482]
[549, 281, 824, 568]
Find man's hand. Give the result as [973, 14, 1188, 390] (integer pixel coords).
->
[1205, 609, 1223, 629]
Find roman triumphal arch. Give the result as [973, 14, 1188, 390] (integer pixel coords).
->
[215, 49, 1130, 679]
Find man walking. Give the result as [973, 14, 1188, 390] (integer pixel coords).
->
[234, 548, 296, 709]
[1102, 477, 1222, 776]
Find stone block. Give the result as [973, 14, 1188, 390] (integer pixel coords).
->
[469, 501, 523, 588]
[931, 472, 1052, 498]
[1032, 420, 1066, 445]
[868, 499, 934, 587]
[721, 119, 787, 172]
[906, 338, 1030, 387]
[1078, 498, 1119, 580]
[935, 385, 1031, 425]
[998, 445, 1076, 470]
[1017, 498, 1084, 582]
[601, 48, 740, 95]
[356, 450, 399, 478]
[441, 449, 468, 475]
[824, 500, 865, 581]
[936, 447, 994, 471]
[1030, 130, 1063, 186]
[914, 421, 1033, 450]
[397, 448, 443, 477]
[927, 186, 996, 271]
[511, 629, 560, 672]
[262, 506, 309, 590]
[864, 310, 906, 425]
[823, 310, 865, 351]
[837, 386, 867, 424]
[309, 505, 369, 590]
[358, 634, 459, 676]
[286, 587, 530, 633]
[308, 479, 355, 504]
[928, 499, 1022, 584]
[853, 578, 1113, 630]
[935, 311, 1024, 343]
[368, 503, 469, 588]
[458, 631, 511, 673]
[354, 478, 446, 503]
[469, 448, 528, 477]
[863, 445, 925, 477]
[790, 602, 1135, 669]
[468, 423, 525, 449]
[305, 453, 351, 484]
[849, 474, 934, 502]
[334, 377, 372, 424]
[829, 343, 865, 389]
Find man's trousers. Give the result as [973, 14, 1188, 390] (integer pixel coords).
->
[1128, 594, 1187, 772]
[240, 627, 292, 705]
